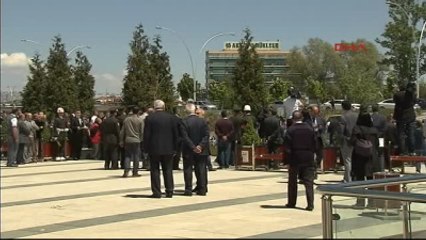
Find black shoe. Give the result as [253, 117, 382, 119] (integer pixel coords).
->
[6, 164, 18, 167]
[173, 168, 182, 170]
[217, 166, 223, 169]
[208, 168, 217, 171]
[183, 191, 192, 196]
[285, 204, 296, 208]
[196, 192, 206, 196]
[192, 187, 198, 193]
[132, 173, 141, 177]
[165, 193, 173, 198]
[298, 180, 304, 184]
[122, 172, 129, 178]
[149, 194, 161, 199]
[305, 206, 314, 211]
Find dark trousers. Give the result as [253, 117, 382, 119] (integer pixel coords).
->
[53, 139, 66, 159]
[70, 133, 83, 159]
[315, 138, 324, 168]
[124, 142, 140, 174]
[173, 142, 182, 169]
[396, 121, 416, 154]
[17, 143, 26, 164]
[36, 137, 43, 160]
[119, 146, 125, 169]
[140, 141, 150, 169]
[217, 140, 231, 167]
[183, 153, 208, 193]
[150, 154, 174, 196]
[104, 143, 118, 169]
[287, 164, 315, 208]
[7, 138, 18, 166]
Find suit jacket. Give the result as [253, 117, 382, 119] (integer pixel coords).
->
[263, 115, 281, 138]
[101, 116, 120, 145]
[143, 111, 178, 156]
[341, 110, 358, 139]
[393, 85, 416, 123]
[284, 122, 317, 167]
[70, 116, 85, 136]
[181, 114, 210, 156]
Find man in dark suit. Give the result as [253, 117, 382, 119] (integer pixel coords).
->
[284, 110, 317, 211]
[101, 110, 120, 169]
[393, 81, 417, 155]
[172, 106, 183, 170]
[70, 110, 87, 160]
[309, 106, 326, 173]
[144, 100, 179, 198]
[180, 103, 210, 196]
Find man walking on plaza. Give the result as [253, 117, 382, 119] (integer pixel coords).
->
[284, 110, 317, 211]
[6, 109, 20, 167]
[144, 100, 179, 198]
[215, 110, 234, 169]
[120, 106, 144, 177]
[181, 103, 210, 196]
[341, 100, 358, 182]
[101, 110, 120, 169]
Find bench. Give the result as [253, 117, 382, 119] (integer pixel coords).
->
[390, 155, 426, 173]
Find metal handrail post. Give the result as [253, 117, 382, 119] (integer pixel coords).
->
[322, 195, 333, 239]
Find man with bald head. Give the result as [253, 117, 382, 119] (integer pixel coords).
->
[144, 100, 179, 198]
[284, 110, 317, 211]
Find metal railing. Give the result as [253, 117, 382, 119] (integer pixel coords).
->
[317, 174, 426, 239]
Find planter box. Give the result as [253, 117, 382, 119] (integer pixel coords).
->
[235, 145, 256, 170]
[235, 144, 284, 171]
[43, 142, 53, 159]
[322, 147, 339, 172]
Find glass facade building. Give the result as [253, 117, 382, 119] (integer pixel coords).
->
[205, 41, 289, 88]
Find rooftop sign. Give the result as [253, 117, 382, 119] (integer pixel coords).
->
[224, 41, 280, 50]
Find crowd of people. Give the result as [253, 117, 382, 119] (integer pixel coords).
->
[2, 82, 425, 208]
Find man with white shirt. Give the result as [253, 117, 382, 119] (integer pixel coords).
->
[6, 109, 20, 167]
[283, 87, 304, 120]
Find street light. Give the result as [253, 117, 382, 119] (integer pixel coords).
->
[21, 39, 91, 57]
[386, 0, 421, 97]
[199, 32, 236, 54]
[155, 25, 197, 101]
[66, 45, 91, 57]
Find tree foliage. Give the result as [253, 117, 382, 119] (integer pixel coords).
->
[21, 53, 47, 113]
[149, 36, 176, 109]
[232, 28, 268, 114]
[73, 51, 95, 114]
[208, 78, 235, 109]
[269, 78, 292, 101]
[376, 0, 426, 86]
[122, 25, 176, 110]
[44, 35, 77, 113]
[177, 73, 196, 101]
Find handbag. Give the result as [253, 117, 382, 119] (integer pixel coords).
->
[354, 128, 373, 157]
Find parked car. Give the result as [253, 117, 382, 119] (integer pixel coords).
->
[195, 101, 217, 110]
[321, 99, 360, 111]
[377, 98, 420, 110]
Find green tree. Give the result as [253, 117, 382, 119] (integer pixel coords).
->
[72, 51, 95, 113]
[149, 36, 176, 109]
[44, 35, 76, 113]
[208, 79, 234, 109]
[377, 0, 426, 86]
[122, 24, 152, 107]
[269, 78, 292, 101]
[21, 53, 47, 113]
[177, 73, 195, 101]
[232, 28, 268, 114]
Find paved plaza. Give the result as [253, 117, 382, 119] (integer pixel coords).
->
[1, 159, 424, 238]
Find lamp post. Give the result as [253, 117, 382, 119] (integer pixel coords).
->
[21, 39, 91, 57]
[155, 25, 197, 101]
[199, 32, 236, 96]
[417, 21, 426, 97]
[386, 1, 421, 98]
[66, 45, 91, 57]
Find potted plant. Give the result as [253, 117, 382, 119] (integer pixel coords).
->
[236, 121, 262, 170]
[41, 125, 54, 160]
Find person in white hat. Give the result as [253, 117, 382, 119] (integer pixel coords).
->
[53, 107, 69, 160]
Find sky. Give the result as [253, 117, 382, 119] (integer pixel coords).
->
[1, 0, 396, 95]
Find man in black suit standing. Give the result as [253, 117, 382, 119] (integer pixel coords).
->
[284, 110, 317, 211]
[144, 100, 179, 198]
[101, 110, 120, 169]
[180, 103, 210, 196]
[70, 110, 87, 160]
[309, 106, 326, 173]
